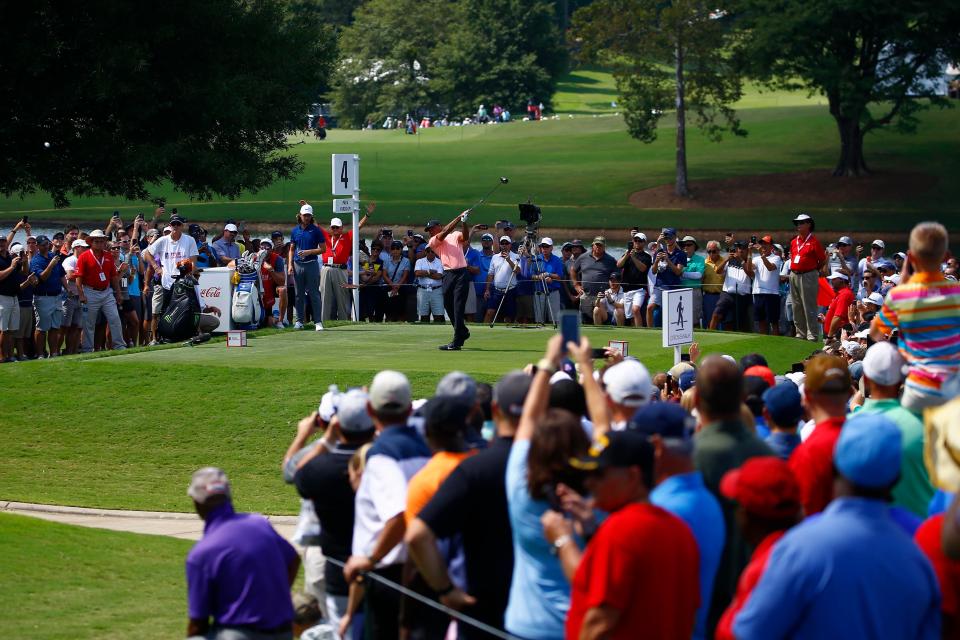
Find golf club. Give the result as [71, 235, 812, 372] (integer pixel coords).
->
[466, 176, 509, 214]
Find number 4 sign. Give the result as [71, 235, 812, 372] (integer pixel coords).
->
[331, 154, 359, 195]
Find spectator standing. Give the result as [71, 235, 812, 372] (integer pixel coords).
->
[570, 236, 618, 324]
[414, 246, 445, 323]
[618, 232, 651, 327]
[856, 238, 887, 296]
[288, 203, 326, 330]
[188, 224, 218, 269]
[561, 240, 584, 310]
[789, 213, 827, 341]
[484, 236, 520, 324]
[750, 236, 783, 335]
[141, 215, 198, 344]
[761, 382, 804, 460]
[710, 242, 752, 332]
[12, 242, 36, 359]
[60, 239, 88, 354]
[463, 232, 483, 322]
[0, 237, 27, 362]
[320, 204, 372, 323]
[702, 240, 725, 329]
[382, 240, 412, 322]
[472, 232, 495, 301]
[821, 271, 855, 340]
[681, 235, 706, 327]
[117, 236, 143, 345]
[427, 213, 472, 351]
[74, 230, 126, 352]
[185, 468, 300, 639]
[829, 235, 858, 278]
[212, 223, 242, 266]
[871, 222, 960, 411]
[733, 414, 941, 639]
[529, 238, 564, 326]
[647, 228, 688, 327]
[29, 235, 66, 358]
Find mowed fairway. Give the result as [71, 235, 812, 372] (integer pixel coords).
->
[1, 323, 816, 514]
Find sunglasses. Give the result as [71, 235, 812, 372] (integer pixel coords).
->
[707, 249, 719, 254]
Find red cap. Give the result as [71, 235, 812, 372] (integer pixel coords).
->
[744, 365, 776, 388]
[761, 235, 773, 244]
[720, 457, 800, 519]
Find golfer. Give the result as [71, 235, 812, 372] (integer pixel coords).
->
[427, 213, 471, 351]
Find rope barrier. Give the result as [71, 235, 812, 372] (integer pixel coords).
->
[323, 556, 523, 640]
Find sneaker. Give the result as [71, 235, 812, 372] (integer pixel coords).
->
[294, 321, 304, 330]
[315, 322, 324, 332]
[148, 340, 159, 346]
[2, 358, 16, 364]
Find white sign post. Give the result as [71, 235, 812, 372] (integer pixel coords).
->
[332, 154, 360, 321]
[662, 288, 694, 364]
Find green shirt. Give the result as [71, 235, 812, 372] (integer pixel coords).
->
[682, 253, 706, 288]
[852, 398, 934, 518]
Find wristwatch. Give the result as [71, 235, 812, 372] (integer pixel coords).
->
[551, 534, 572, 555]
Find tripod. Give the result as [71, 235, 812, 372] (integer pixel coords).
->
[529, 251, 558, 328]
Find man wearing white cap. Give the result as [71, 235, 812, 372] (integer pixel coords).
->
[820, 271, 854, 340]
[618, 232, 652, 327]
[73, 230, 127, 352]
[484, 236, 520, 324]
[789, 213, 827, 341]
[142, 214, 198, 344]
[60, 238, 89, 354]
[855, 238, 886, 297]
[320, 203, 373, 323]
[289, 202, 325, 329]
[602, 359, 653, 430]
[528, 237, 564, 325]
[829, 236, 857, 278]
[212, 222, 242, 266]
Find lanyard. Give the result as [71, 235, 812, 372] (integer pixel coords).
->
[795, 233, 813, 255]
[93, 252, 106, 274]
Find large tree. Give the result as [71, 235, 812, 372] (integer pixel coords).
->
[573, 0, 745, 197]
[0, 0, 335, 207]
[733, 0, 960, 177]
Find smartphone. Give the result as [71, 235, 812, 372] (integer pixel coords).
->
[477, 224, 489, 230]
[21, 215, 28, 224]
[791, 362, 805, 373]
[750, 235, 758, 244]
[406, 229, 413, 237]
[559, 310, 580, 354]
[113, 210, 120, 219]
[680, 353, 691, 362]
[590, 347, 607, 359]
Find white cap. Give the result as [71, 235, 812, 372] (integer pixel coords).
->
[549, 370, 572, 384]
[163, 225, 173, 233]
[774, 243, 785, 253]
[224, 223, 238, 233]
[187, 467, 231, 504]
[369, 370, 412, 412]
[895, 252, 906, 260]
[841, 341, 862, 357]
[539, 237, 554, 246]
[299, 203, 314, 216]
[785, 371, 806, 386]
[338, 389, 375, 433]
[721, 355, 737, 364]
[9, 243, 23, 253]
[866, 292, 884, 307]
[259, 238, 272, 248]
[602, 360, 652, 408]
[793, 213, 813, 223]
[499, 235, 512, 243]
[872, 239, 885, 249]
[88, 229, 107, 239]
[838, 236, 854, 245]
[862, 342, 906, 386]
[71, 239, 89, 249]
[633, 232, 647, 240]
[828, 271, 849, 281]
[854, 328, 870, 339]
[146, 228, 160, 237]
[330, 217, 343, 227]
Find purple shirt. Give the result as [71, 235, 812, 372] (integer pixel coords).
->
[186, 502, 297, 628]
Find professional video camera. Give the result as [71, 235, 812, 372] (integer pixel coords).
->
[519, 201, 542, 231]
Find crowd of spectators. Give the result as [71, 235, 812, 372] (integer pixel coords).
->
[177, 221, 960, 640]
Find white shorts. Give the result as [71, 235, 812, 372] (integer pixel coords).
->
[0, 294, 18, 332]
[623, 289, 647, 319]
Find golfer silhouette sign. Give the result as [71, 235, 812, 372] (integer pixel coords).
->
[662, 288, 694, 348]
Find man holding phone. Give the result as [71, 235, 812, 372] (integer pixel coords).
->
[647, 228, 688, 328]
[29, 235, 67, 357]
[0, 236, 28, 362]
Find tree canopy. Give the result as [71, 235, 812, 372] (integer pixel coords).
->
[0, 0, 335, 207]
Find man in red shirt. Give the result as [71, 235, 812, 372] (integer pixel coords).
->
[427, 212, 471, 351]
[319, 203, 373, 323]
[74, 229, 127, 352]
[789, 213, 827, 341]
[820, 271, 854, 339]
[788, 355, 851, 515]
[715, 457, 802, 640]
[543, 430, 700, 640]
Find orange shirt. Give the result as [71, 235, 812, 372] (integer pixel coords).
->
[405, 450, 475, 524]
[429, 231, 468, 270]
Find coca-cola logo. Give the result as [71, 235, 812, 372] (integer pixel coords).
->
[200, 286, 222, 297]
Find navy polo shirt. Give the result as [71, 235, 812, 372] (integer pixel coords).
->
[290, 224, 325, 263]
[30, 253, 66, 296]
[654, 246, 688, 288]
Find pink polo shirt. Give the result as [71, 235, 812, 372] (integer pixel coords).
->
[428, 231, 467, 270]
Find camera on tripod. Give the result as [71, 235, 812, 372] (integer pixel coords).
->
[519, 202, 542, 230]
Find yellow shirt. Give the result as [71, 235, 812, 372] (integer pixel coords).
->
[703, 256, 724, 294]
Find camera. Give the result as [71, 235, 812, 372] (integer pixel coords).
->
[518, 202, 541, 227]
[750, 235, 758, 244]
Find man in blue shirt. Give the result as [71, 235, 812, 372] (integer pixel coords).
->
[647, 227, 688, 327]
[527, 237, 565, 326]
[631, 403, 725, 640]
[762, 382, 803, 460]
[189, 224, 219, 269]
[186, 467, 299, 639]
[733, 413, 941, 639]
[29, 235, 67, 358]
[473, 233, 495, 297]
[287, 203, 326, 330]
[464, 237, 483, 321]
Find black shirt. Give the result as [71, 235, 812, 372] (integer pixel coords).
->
[620, 250, 652, 291]
[0, 254, 22, 297]
[418, 436, 515, 636]
[295, 442, 361, 596]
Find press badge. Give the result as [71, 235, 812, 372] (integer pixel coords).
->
[99, 272, 107, 282]
[793, 255, 800, 265]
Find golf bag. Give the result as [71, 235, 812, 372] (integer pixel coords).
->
[157, 274, 201, 341]
[231, 251, 265, 329]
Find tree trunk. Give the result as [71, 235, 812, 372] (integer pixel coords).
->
[674, 38, 690, 197]
[832, 114, 869, 177]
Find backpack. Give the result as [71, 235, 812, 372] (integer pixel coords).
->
[157, 275, 201, 341]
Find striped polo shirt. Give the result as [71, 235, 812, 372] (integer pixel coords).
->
[873, 271, 960, 399]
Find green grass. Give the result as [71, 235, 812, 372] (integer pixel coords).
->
[0, 512, 191, 639]
[0, 323, 816, 514]
[2, 69, 957, 233]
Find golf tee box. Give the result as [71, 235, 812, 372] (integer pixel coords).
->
[226, 330, 247, 348]
[608, 340, 628, 357]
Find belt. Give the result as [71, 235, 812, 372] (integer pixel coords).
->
[323, 263, 347, 269]
[495, 287, 515, 293]
[446, 266, 467, 272]
[418, 285, 442, 289]
[35, 293, 60, 297]
[86, 287, 109, 292]
[792, 269, 818, 275]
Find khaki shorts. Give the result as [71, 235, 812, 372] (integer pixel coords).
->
[15, 305, 35, 338]
[0, 295, 17, 332]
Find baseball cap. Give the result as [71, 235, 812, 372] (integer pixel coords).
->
[561, 241, 573, 250]
[493, 370, 532, 417]
[841, 341, 862, 358]
[422, 396, 471, 438]
[163, 225, 173, 233]
[895, 251, 906, 260]
[502, 221, 514, 230]
[271, 230, 284, 238]
[592, 236, 606, 246]
[571, 430, 654, 474]
[804, 355, 851, 394]
[793, 213, 813, 224]
[762, 382, 803, 427]
[35, 234, 50, 245]
[720, 457, 801, 519]
[872, 239, 885, 249]
[862, 342, 906, 386]
[633, 232, 647, 241]
[71, 239, 89, 249]
[424, 219, 441, 231]
[827, 271, 849, 281]
[668, 362, 695, 379]
[834, 413, 902, 488]
[331, 217, 343, 228]
[145, 228, 160, 237]
[187, 467, 231, 504]
[865, 292, 884, 307]
[603, 360, 653, 407]
[390, 240, 403, 250]
[681, 235, 699, 247]
[188, 223, 203, 235]
[481, 233, 494, 241]
[837, 236, 853, 246]
[628, 403, 695, 441]
[224, 223, 238, 233]
[435, 371, 477, 405]
[760, 235, 773, 244]
[88, 229, 107, 239]
[169, 214, 185, 225]
[876, 259, 896, 272]
[773, 243, 785, 253]
[499, 235, 512, 244]
[539, 237, 554, 247]
[744, 365, 776, 388]
[299, 203, 314, 216]
[368, 370, 412, 412]
[9, 243, 23, 253]
[661, 227, 677, 237]
[259, 239, 273, 249]
[678, 370, 696, 391]
[570, 239, 584, 248]
[337, 389, 376, 433]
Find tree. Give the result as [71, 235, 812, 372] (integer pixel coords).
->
[0, 0, 335, 207]
[733, 0, 960, 177]
[572, 0, 745, 197]
[286, 0, 364, 28]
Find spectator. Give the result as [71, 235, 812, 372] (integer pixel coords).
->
[544, 428, 700, 640]
[269, 230, 291, 324]
[789, 213, 827, 341]
[821, 271, 854, 340]
[463, 229, 484, 322]
[647, 228, 688, 327]
[288, 203, 326, 331]
[618, 232, 651, 327]
[761, 382, 804, 460]
[414, 245, 445, 323]
[593, 272, 625, 326]
[681, 235, 706, 327]
[733, 414, 940, 638]
[856, 238, 887, 294]
[561, 240, 584, 310]
[117, 236, 143, 345]
[60, 239, 88, 355]
[292, 592, 336, 640]
[258, 239, 286, 328]
[529, 237, 564, 326]
[471, 233, 496, 312]
[343, 371, 430, 640]
[12, 242, 36, 359]
[427, 214, 472, 351]
[603, 359, 653, 430]
[691, 355, 773, 630]
[829, 235, 858, 278]
[789, 355, 851, 516]
[185, 467, 300, 639]
[407, 371, 531, 638]
[74, 230, 127, 352]
[212, 222, 242, 266]
[353, 239, 384, 322]
[141, 214, 198, 345]
[515, 250, 535, 326]
[750, 236, 783, 335]
[484, 236, 520, 325]
[0, 237, 28, 362]
[570, 236, 618, 324]
[631, 403, 725, 640]
[854, 342, 934, 518]
[320, 204, 372, 323]
[710, 242, 753, 332]
[715, 457, 801, 640]
[871, 222, 960, 411]
[29, 235, 66, 357]
[702, 240, 725, 330]
[382, 240, 412, 322]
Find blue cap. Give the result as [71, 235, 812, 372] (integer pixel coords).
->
[628, 403, 695, 441]
[762, 382, 803, 427]
[35, 234, 50, 245]
[678, 370, 696, 391]
[834, 413, 902, 488]
[876, 259, 896, 272]
[662, 227, 677, 237]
